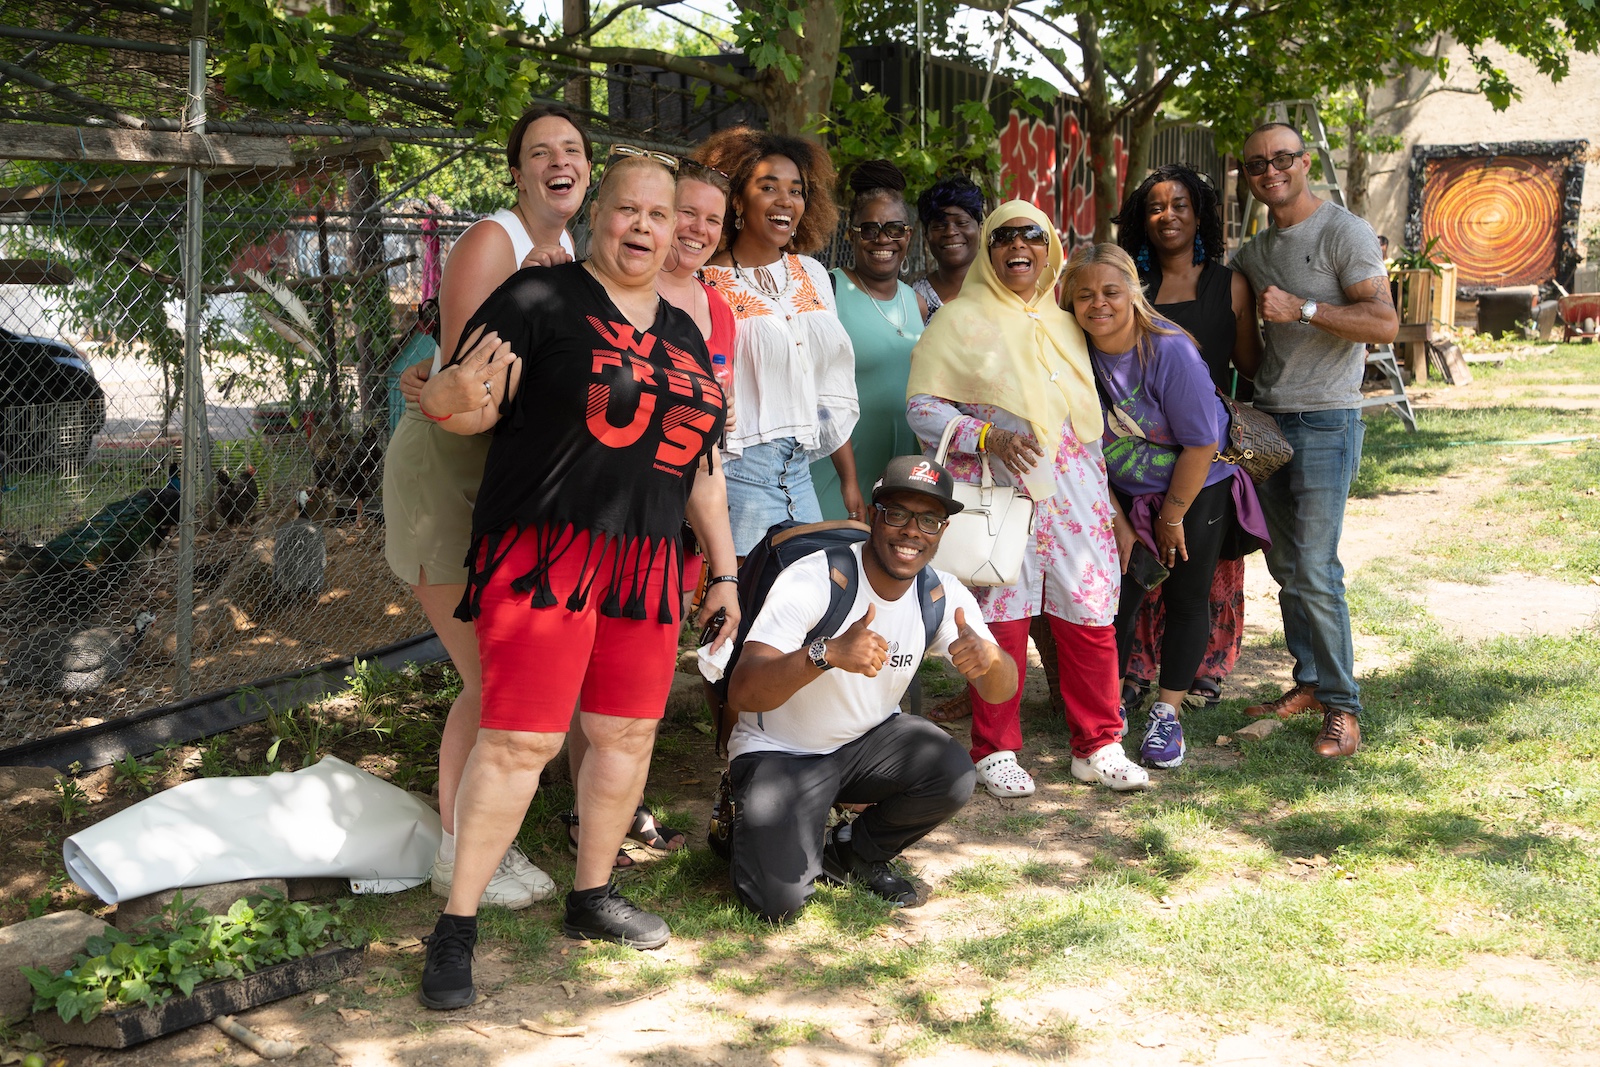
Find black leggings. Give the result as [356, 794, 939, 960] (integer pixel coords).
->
[1113, 478, 1236, 694]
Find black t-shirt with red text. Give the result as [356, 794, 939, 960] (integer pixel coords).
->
[452, 261, 725, 623]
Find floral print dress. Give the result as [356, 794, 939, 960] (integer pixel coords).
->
[907, 396, 1120, 628]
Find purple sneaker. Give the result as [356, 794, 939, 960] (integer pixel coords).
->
[1139, 703, 1186, 769]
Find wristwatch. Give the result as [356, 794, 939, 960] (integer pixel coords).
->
[1298, 298, 1318, 325]
[807, 637, 833, 671]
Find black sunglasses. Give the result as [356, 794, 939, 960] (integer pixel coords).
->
[987, 224, 1049, 249]
[1242, 150, 1306, 177]
[850, 221, 911, 241]
[874, 502, 949, 535]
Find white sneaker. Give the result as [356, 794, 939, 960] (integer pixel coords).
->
[1071, 743, 1152, 792]
[974, 750, 1036, 798]
[431, 845, 556, 910]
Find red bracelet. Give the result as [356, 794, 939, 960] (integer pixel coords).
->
[418, 402, 452, 422]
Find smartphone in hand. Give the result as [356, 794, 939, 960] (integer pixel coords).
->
[1126, 541, 1170, 591]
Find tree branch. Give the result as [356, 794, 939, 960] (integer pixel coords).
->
[1012, 6, 1131, 96]
[580, 0, 685, 41]
[1009, 18, 1088, 99]
[494, 28, 757, 96]
[1371, 84, 1480, 118]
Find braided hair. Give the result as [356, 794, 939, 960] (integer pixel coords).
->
[847, 158, 909, 224]
[1112, 164, 1224, 278]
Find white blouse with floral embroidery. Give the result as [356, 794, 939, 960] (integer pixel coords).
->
[907, 395, 1121, 627]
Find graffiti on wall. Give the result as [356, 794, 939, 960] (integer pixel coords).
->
[996, 110, 1126, 243]
[1406, 140, 1589, 296]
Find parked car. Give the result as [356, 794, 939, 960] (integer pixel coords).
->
[0, 326, 107, 475]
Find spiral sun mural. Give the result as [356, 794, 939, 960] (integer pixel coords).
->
[1420, 155, 1562, 289]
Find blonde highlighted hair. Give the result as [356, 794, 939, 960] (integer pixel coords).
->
[1062, 242, 1189, 363]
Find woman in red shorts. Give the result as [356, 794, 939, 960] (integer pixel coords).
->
[413, 153, 738, 1009]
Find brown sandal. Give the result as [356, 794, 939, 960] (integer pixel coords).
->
[925, 690, 972, 723]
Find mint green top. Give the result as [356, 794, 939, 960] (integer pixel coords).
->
[812, 269, 924, 519]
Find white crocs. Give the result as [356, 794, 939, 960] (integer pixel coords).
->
[974, 750, 1036, 798]
[1071, 742, 1152, 792]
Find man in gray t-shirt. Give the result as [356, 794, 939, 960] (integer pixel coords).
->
[1229, 122, 1397, 760]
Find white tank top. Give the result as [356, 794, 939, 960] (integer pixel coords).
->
[432, 211, 575, 372]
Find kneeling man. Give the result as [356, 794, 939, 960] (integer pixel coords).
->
[727, 457, 1018, 921]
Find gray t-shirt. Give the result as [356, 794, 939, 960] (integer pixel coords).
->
[1230, 201, 1386, 413]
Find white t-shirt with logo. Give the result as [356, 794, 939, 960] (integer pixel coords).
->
[728, 543, 995, 760]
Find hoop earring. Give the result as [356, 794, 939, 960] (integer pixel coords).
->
[732, 212, 743, 231]
[1192, 234, 1206, 265]
[899, 258, 910, 277]
[1136, 245, 1152, 273]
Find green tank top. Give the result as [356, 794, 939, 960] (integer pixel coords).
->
[811, 269, 924, 519]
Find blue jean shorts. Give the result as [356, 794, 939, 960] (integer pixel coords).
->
[724, 437, 822, 555]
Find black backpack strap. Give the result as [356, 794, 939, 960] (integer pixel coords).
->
[916, 566, 946, 651]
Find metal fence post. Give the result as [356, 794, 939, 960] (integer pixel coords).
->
[174, 0, 210, 697]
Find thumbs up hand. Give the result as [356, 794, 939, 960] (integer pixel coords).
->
[948, 606, 1001, 681]
[824, 603, 890, 677]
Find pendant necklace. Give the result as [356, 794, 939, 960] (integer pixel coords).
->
[850, 269, 907, 337]
[730, 250, 792, 302]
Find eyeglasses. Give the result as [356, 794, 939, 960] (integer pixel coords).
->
[987, 224, 1049, 248]
[608, 144, 680, 171]
[874, 502, 949, 535]
[850, 221, 911, 241]
[1242, 150, 1306, 177]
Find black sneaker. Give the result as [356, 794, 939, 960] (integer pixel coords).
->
[562, 883, 670, 950]
[821, 828, 917, 906]
[418, 912, 477, 1010]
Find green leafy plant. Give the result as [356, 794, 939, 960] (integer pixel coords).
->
[53, 777, 88, 823]
[111, 754, 160, 797]
[1392, 236, 1450, 276]
[23, 891, 366, 1024]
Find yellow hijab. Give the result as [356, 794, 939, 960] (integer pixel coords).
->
[906, 199, 1102, 462]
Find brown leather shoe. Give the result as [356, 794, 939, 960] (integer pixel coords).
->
[1312, 709, 1361, 758]
[1244, 683, 1325, 720]
[925, 690, 972, 723]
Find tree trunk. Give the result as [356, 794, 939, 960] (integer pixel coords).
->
[751, 0, 842, 138]
[1121, 43, 1160, 195]
[1345, 84, 1371, 221]
[1078, 11, 1118, 242]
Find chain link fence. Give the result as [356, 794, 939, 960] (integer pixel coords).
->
[0, 147, 495, 747]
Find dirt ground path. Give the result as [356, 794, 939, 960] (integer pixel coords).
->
[26, 393, 1600, 1067]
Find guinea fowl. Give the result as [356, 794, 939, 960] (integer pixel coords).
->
[213, 465, 260, 526]
[4, 610, 157, 694]
[310, 422, 384, 525]
[272, 488, 327, 597]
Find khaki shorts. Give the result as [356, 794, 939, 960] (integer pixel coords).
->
[382, 406, 490, 587]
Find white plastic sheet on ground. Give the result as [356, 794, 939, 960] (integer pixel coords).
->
[63, 756, 441, 903]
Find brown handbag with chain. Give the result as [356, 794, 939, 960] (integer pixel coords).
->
[1214, 391, 1293, 483]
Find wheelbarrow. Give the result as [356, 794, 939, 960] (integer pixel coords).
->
[1558, 293, 1600, 342]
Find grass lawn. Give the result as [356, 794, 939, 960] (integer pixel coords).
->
[11, 343, 1600, 1064]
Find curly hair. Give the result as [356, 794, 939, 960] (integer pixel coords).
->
[916, 174, 987, 227]
[693, 126, 839, 255]
[1112, 163, 1224, 275]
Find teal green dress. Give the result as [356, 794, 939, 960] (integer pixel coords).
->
[812, 269, 924, 519]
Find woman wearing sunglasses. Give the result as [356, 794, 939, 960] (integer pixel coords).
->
[415, 153, 736, 1005]
[1065, 243, 1270, 771]
[696, 127, 862, 546]
[907, 202, 1150, 797]
[811, 159, 927, 520]
[1111, 164, 1263, 716]
[912, 175, 986, 323]
[385, 104, 592, 915]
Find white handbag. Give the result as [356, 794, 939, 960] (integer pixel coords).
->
[930, 418, 1037, 586]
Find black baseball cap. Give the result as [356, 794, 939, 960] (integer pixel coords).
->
[871, 456, 964, 515]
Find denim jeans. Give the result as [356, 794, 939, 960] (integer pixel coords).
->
[723, 437, 822, 555]
[1256, 408, 1365, 715]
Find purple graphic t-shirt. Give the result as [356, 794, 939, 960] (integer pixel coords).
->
[1091, 328, 1233, 498]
